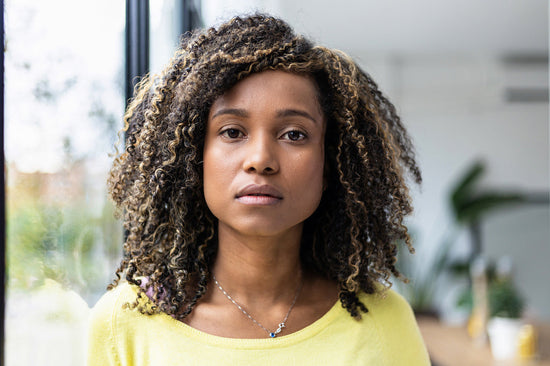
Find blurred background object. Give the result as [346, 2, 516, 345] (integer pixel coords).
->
[4, 0, 548, 364]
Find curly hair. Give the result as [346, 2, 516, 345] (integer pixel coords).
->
[108, 14, 422, 320]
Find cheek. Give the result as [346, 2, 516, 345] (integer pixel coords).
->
[204, 154, 226, 185]
[290, 149, 325, 208]
[202, 143, 229, 212]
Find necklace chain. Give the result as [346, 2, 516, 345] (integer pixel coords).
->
[212, 274, 303, 338]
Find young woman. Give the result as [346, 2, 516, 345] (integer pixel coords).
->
[88, 14, 430, 365]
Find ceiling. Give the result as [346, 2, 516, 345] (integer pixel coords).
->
[203, 0, 549, 56]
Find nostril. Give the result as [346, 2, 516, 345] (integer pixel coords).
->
[242, 150, 279, 174]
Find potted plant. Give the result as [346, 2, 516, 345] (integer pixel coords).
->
[487, 276, 525, 361]
[395, 161, 524, 317]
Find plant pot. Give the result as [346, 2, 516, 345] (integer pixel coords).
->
[487, 317, 524, 360]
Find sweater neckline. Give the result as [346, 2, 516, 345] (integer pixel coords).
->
[152, 289, 346, 349]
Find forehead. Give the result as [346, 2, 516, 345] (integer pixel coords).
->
[209, 70, 324, 119]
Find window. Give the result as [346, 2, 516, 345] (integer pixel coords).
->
[4, 0, 125, 363]
[4, 1, 200, 364]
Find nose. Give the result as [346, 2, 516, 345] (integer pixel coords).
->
[242, 135, 279, 175]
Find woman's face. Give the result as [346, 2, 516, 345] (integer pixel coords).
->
[203, 70, 326, 238]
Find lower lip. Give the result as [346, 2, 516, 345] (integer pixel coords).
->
[236, 195, 282, 205]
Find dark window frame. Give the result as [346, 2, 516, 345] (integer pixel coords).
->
[126, 0, 202, 104]
[126, 0, 150, 103]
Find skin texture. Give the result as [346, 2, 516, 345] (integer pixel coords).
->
[107, 14, 422, 324]
[203, 70, 325, 239]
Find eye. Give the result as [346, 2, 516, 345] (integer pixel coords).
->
[220, 128, 244, 139]
[282, 130, 307, 141]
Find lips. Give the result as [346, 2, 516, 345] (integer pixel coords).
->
[235, 184, 283, 200]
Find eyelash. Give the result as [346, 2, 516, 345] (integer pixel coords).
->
[220, 128, 244, 139]
[219, 128, 308, 142]
[282, 130, 307, 141]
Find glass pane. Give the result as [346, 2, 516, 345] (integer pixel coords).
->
[150, 0, 184, 74]
[5, 0, 125, 364]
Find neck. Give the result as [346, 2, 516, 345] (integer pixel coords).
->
[211, 223, 304, 305]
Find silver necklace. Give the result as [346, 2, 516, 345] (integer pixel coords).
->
[212, 274, 303, 338]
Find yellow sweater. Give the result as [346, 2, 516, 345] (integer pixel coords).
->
[87, 282, 430, 365]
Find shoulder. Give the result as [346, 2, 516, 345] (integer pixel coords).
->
[352, 287, 419, 335]
[90, 282, 139, 323]
[89, 281, 160, 338]
[356, 287, 431, 365]
[87, 283, 141, 366]
[358, 286, 414, 318]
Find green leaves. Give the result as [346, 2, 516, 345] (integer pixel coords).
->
[450, 161, 524, 224]
[7, 199, 122, 304]
[489, 278, 525, 318]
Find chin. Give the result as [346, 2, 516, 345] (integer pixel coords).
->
[219, 219, 305, 238]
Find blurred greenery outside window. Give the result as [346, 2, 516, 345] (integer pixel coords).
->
[4, 0, 188, 364]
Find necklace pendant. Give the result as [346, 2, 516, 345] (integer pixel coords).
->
[270, 322, 285, 338]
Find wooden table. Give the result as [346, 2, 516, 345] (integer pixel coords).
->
[417, 316, 550, 366]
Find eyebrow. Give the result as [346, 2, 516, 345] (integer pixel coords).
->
[211, 108, 249, 119]
[276, 109, 318, 124]
[211, 108, 318, 124]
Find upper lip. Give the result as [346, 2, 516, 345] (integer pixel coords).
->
[236, 184, 283, 199]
